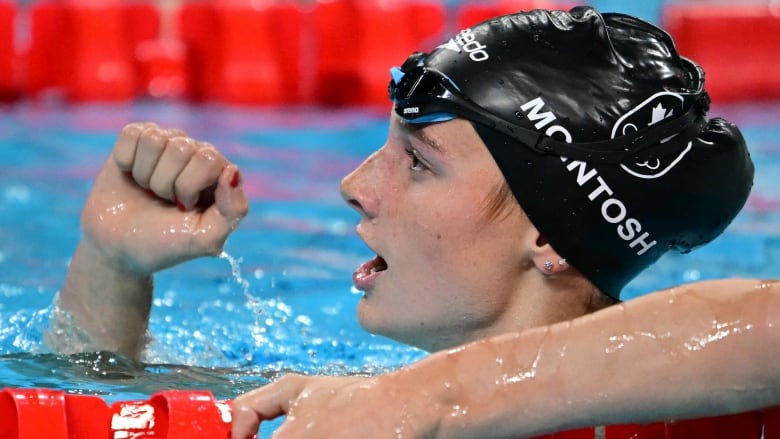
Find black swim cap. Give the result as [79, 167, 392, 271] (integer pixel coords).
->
[389, 7, 754, 299]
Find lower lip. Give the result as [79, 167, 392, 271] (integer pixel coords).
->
[352, 256, 385, 292]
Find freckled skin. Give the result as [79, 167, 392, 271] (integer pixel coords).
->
[340, 116, 570, 352]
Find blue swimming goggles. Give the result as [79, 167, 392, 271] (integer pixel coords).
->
[388, 52, 709, 163]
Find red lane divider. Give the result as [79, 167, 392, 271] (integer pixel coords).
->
[765, 406, 780, 438]
[1, 388, 237, 439]
[0, 388, 70, 439]
[606, 422, 666, 439]
[1, 387, 779, 439]
[66, 393, 111, 439]
[665, 411, 764, 439]
[533, 427, 595, 439]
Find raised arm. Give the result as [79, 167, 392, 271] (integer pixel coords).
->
[231, 278, 780, 439]
[47, 122, 249, 359]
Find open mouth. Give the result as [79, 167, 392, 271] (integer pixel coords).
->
[353, 255, 388, 291]
[369, 255, 388, 273]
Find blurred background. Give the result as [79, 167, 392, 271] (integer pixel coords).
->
[0, 0, 778, 108]
[0, 2, 778, 437]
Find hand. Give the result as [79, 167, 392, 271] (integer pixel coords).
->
[81, 122, 249, 275]
[230, 373, 440, 439]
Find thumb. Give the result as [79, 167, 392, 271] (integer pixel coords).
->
[198, 164, 249, 252]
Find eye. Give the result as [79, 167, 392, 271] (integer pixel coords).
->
[405, 147, 428, 172]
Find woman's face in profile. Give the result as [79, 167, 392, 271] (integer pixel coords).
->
[340, 115, 533, 351]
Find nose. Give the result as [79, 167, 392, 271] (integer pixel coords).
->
[340, 149, 383, 220]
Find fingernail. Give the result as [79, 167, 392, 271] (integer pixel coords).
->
[176, 200, 187, 212]
[230, 170, 241, 188]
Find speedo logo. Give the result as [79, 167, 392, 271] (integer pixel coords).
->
[518, 97, 658, 257]
[439, 28, 490, 62]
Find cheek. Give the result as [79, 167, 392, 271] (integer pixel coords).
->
[401, 221, 492, 294]
[431, 211, 525, 288]
[413, 202, 491, 262]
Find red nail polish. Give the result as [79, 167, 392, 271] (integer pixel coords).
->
[122, 170, 132, 177]
[230, 170, 241, 188]
[177, 200, 187, 212]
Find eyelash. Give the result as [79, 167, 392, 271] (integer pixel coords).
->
[404, 147, 428, 172]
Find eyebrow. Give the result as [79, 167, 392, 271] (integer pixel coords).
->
[397, 119, 445, 153]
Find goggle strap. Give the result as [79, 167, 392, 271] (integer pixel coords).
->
[390, 58, 709, 164]
[527, 99, 705, 163]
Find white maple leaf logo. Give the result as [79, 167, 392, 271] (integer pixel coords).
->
[649, 103, 674, 125]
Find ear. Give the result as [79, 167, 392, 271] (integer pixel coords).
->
[530, 234, 569, 275]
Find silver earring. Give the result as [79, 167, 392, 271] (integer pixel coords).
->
[543, 260, 554, 272]
[559, 258, 568, 266]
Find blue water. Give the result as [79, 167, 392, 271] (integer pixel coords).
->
[0, 100, 778, 432]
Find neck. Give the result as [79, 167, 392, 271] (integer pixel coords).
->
[426, 273, 597, 353]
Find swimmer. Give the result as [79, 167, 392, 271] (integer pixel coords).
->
[231, 278, 780, 439]
[49, 6, 777, 438]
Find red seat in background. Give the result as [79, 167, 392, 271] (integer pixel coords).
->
[0, 1, 16, 101]
[312, 0, 446, 108]
[663, 3, 780, 103]
[309, 0, 357, 106]
[176, 1, 304, 105]
[24, 1, 71, 99]
[135, 37, 191, 100]
[455, 0, 556, 29]
[354, 0, 446, 108]
[25, 0, 160, 102]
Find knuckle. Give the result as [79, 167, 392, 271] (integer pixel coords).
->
[277, 373, 305, 387]
[168, 137, 197, 156]
[196, 144, 226, 165]
[141, 128, 166, 149]
[121, 122, 144, 136]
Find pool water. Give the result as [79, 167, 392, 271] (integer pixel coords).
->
[0, 100, 778, 429]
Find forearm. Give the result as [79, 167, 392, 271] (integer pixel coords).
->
[52, 240, 153, 359]
[396, 278, 780, 438]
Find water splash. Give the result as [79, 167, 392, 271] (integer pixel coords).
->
[220, 250, 252, 300]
